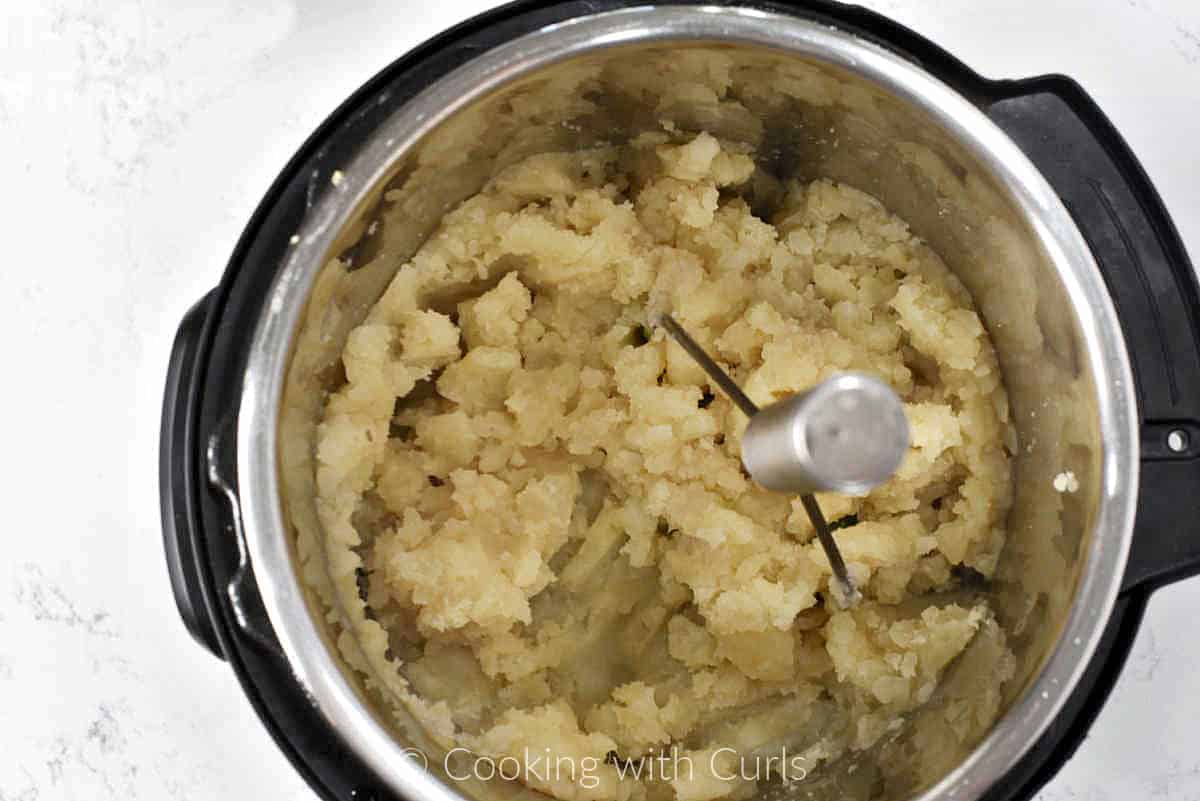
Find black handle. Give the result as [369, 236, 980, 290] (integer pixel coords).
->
[160, 291, 225, 659]
[982, 78, 1200, 594]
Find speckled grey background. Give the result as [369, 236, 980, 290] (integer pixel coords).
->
[1, 1, 1197, 799]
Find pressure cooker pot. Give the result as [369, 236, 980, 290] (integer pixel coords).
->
[160, 3, 1200, 801]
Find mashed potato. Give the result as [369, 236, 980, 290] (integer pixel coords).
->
[313, 131, 1014, 801]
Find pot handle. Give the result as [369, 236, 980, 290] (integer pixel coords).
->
[160, 291, 225, 658]
[982, 78, 1200, 594]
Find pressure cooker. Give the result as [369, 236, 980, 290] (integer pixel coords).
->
[159, 2, 1200, 800]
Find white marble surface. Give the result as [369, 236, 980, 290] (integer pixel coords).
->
[2, 0, 1198, 799]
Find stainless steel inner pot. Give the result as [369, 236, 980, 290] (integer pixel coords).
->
[236, 7, 1138, 801]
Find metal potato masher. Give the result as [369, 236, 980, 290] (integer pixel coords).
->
[654, 313, 910, 606]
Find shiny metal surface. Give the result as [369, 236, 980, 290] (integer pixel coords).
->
[743, 373, 909, 496]
[236, 6, 1139, 801]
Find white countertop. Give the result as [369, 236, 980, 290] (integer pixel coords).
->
[2, 0, 1198, 799]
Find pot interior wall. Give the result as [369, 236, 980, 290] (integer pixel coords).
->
[278, 40, 1101, 801]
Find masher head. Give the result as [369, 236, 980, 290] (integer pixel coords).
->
[741, 373, 909, 495]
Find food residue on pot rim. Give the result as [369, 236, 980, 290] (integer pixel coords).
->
[1052, 471, 1079, 494]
